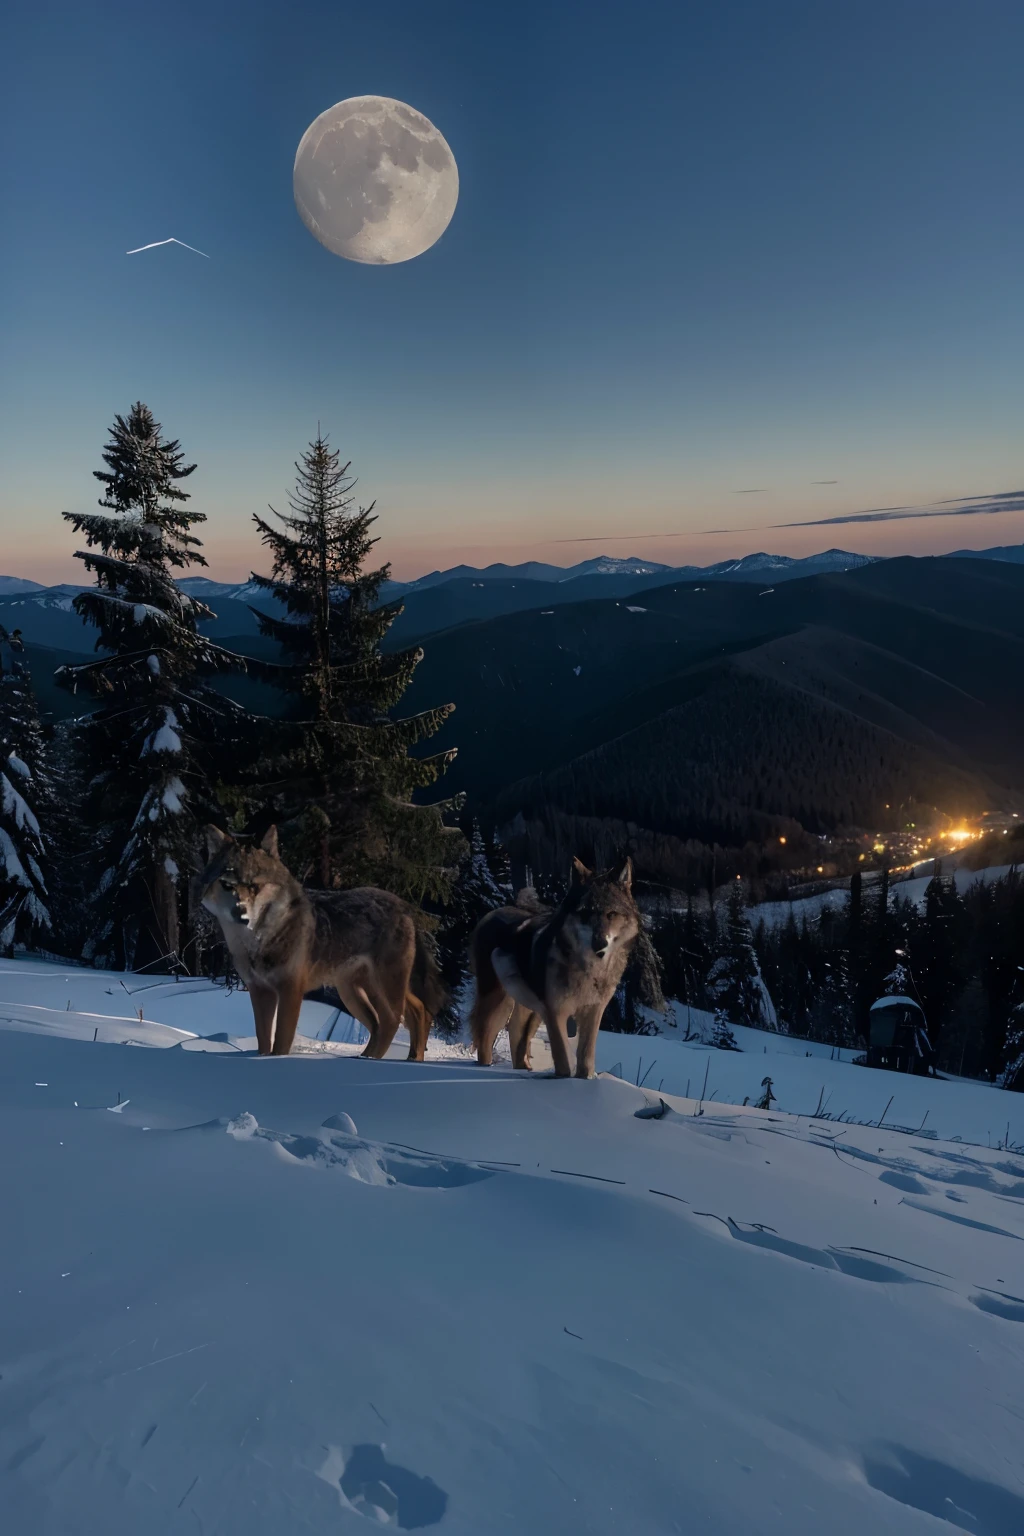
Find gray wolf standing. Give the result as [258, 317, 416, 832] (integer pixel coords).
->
[200, 826, 445, 1057]
[469, 857, 639, 1078]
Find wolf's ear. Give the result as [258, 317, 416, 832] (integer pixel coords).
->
[612, 856, 633, 891]
[204, 825, 230, 859]
[570, 856, 592, 885]
[260, 825, 280, 859]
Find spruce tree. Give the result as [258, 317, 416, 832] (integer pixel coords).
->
[58, 402, 242, 968]
[651, 896, 714, 1028]
[808, 951, 857, 1048]
[911, 873, 967, 1056]
[707, 883, 778, 1036]
[710, 1011, 740, 1050]
[880, 960, 913, 998]
[247, 430, 463, 899]
[1001, 1002, 1024, 1092]
[435, 821, 514, 1037]
[0, 628, 53, 953]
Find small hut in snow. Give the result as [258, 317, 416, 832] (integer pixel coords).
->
[867, 994, 935, 1076]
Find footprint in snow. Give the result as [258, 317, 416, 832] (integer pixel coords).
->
[878, 1170, 930, 1195]
[970, 1291, 1024, 1324]
[863, 1443, 1024, 1534]
[316, 1444, 447, 1528]
[225, 1113, 495, 1190]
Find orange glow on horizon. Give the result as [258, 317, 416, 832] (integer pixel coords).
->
[8, 503, 1024, 588]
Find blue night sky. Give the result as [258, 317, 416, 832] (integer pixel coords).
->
[2, 1, 1023, 582]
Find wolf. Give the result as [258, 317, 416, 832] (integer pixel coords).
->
[469, 857, 639, 1078]
[200, 826, 445, 1058]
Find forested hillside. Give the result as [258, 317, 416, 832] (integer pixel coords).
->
[11, 552, 1024, 888]
[499, 664, 987, 847]
[396, 557, 1024, 880]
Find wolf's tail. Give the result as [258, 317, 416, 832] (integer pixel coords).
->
[410, 924, 448, 1021]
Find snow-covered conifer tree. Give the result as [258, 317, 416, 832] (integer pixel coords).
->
[706, 882, 777, 1042]
[880, 961, 913, 998]
[1002, 1003, 1024, 1093]
[809, 950, 858, 1048]
[58, 403, 243, 968]
[0, 629, 52, 953]
[435, 821, 514, 1037]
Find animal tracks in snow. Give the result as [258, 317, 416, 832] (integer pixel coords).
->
[693, 1213, 924, 1284]
[642, 1106, 1024, 1315]
[224, 1112, 496, 1191]
[316, 1443, 447, 1528]
[116, 1098, 1023, 1324]
[863, 1444, 1024, 1535]
[825, 1137, 1024, 1202]
[970, 1290, 1024, 1323]
[899, 1198, 1024, 1243]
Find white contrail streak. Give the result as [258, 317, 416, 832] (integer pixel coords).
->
[126, 237, 210, 258]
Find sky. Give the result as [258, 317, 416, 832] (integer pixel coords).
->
[2, 0, 1023, 584]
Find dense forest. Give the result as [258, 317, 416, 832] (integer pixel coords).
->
[630, 864, 1024, 1088]
[497, 665, 987, 879]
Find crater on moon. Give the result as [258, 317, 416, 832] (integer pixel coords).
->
[294, 95, 459, 265]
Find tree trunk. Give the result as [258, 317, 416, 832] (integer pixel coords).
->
[152, 862, 180, 964]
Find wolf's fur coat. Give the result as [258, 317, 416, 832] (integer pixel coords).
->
[469, 857, 640, 1078]
[200, 826, 445, 1058]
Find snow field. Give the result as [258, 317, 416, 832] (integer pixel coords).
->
[0, 960, 1022, 1532]
[750, 863, 1018, 934]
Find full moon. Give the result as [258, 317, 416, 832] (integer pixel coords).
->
[293, 96, 459, 265]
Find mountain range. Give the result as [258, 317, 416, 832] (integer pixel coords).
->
[0, 549, 879, 669]
[0, 549, 870, 600]
[7, 542, 1021, 660]
[6, 545, 1024, 885]
[380, 547, 878, 594]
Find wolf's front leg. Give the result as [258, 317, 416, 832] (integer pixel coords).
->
[248, 982, 277, 1056]
[271, 978, 304, 1055]
[544, 1009, 574, 1077]
[573, 1004, 604, 1079]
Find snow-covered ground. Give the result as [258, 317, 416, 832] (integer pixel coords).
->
[751, 862, 1017, 933]
[639, 1000, 1022, 1146]
[0, 957, 369, 1048]
[2, 958, 1024, 1533]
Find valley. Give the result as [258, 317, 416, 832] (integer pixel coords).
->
[7, 549, 1024, 889]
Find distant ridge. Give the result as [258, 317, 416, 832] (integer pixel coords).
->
[383, 547, 876, 597]
[393, 556, 676, 594]
[7, 541, 1021, 622]
[697, 548, 875, 579]
[171, 553, 877, 602]
[949, 542, 1024, 565]
[177, 577, 266, 600]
